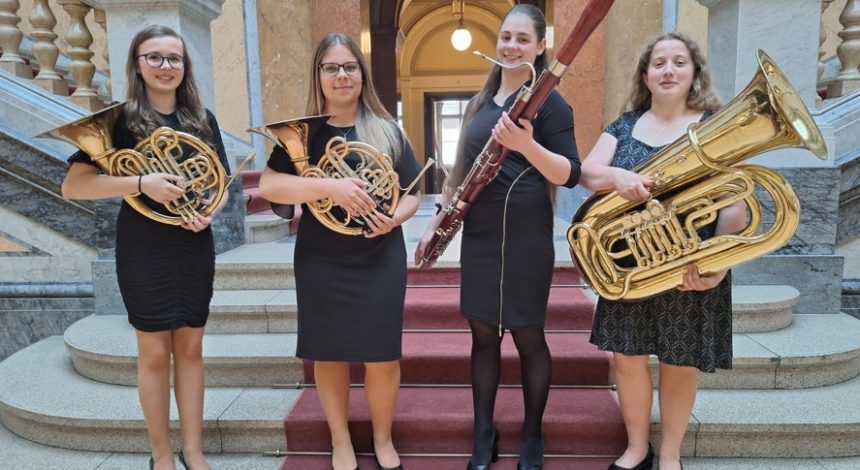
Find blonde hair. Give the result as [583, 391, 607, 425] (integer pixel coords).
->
[307, 33, 402, 160]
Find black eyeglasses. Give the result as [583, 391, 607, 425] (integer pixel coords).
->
[137, 52, 185, 70]
[319, 62, 361, 77]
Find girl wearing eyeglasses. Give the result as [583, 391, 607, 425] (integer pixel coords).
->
[260, 33, 421, 470]
[61, 25, 230, 470]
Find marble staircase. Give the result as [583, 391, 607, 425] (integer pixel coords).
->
[1, 215, 860, 470]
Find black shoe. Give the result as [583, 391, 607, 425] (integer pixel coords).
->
[178, 451, 189, 470]
[467, 428, 500, 470]
[516, 434, 544, 470]
[608, 443, 654, 470]
[149, 458, 154, 470]
[376, 460, 403, 470]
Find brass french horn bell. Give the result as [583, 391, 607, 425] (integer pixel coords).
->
[249, 116, 433, 236]
[40, 101, 254, 225]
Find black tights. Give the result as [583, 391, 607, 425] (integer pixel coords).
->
[469, 318, 551, 466]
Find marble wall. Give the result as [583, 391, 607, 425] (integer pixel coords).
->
[258, 0, 313, 123]
[211, 0, 250, 137]
[0, 308, 92, 361]
[553, 0, 607, 160]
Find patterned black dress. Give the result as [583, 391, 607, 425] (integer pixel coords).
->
[588, 110, 733, 373]
[68, 109, 229, 332]
[460, 90, 580, 329]
[267, 123, 421, 362]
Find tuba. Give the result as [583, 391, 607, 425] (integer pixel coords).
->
[40, 101, 254, 225]
[249, 116, 432, 236]
[568, 49, 827, 301]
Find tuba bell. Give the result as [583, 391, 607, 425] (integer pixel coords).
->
[249, 116, 432, 236]
[568, 49, 827, 301]
[40, 101, 253, 225]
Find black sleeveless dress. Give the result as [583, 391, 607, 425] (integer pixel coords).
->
[588, 110, 733, 373]
[267, 123, 421, 362]
[459, 89, 580, 329]
[68, 109, 229, 332]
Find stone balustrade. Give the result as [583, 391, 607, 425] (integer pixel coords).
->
[0, 0, 105, 110]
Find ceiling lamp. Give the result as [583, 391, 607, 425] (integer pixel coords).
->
[451, 0, 472, 52]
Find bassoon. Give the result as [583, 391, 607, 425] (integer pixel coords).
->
[418, 0, 615, 268]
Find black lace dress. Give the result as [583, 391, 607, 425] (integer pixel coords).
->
[588, 110, 733, 373]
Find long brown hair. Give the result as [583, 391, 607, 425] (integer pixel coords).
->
[307, 33, 403, 161]
[123, 25, 212, 143]
[444, 4, 548, 196]
[627, 31, 721, 113]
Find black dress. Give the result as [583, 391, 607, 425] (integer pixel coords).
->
[588, 110, 733, 373]
[267, 123, 421, 362]
[460, 89, 580, 329]
[68, 108, 230, 332]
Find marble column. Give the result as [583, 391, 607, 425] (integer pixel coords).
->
[96, 0, 224, 109]
[698, 0, 843, 314]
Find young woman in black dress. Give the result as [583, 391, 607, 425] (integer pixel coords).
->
[580, 32, 746, 470]
[61, 26, 229, 470]
[259, 33, 421, 470]
[415, 5, 580, 470]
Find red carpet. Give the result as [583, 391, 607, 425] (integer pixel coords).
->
[280, 267, 625, 469]
[303, 332, 610, 386]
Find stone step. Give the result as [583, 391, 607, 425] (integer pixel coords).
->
[0, 421, 286, 470]
[6, 413, 859, 470]
[244, 214, 291, 244]
[64, 315, 304, 387]
[0, 337, 300, 454]
[66, 313, 860, 390]
[5, 336, 860, 456]
[658, 313, 860, 389]
[213, 213, 574, 290]
[672, 372, 860, 458]
[64, 316, 609, 387]
[204, 284, 797, 335]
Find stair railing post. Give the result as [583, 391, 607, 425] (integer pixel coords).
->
[828, 0, 860, 97]
[29, 0, 68, 95]
[57, 0, 102, 111]
[92, 7, 109, 97]
[0, 0, 31, 77]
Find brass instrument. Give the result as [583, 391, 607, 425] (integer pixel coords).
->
[568, 49, 827, 301]
[249, 116, 433, 236]
[40, 101, 254, 225]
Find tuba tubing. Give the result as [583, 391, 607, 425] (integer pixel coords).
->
[568, 49, 827, 301]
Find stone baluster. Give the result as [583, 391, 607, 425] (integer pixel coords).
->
[819, 0, 836, 86]
[29, 0, 67, 95]
[0, 0, 30, 77]
[828, 0, 860, 97]
[57, 0, 101, 110]
[93, 8, 109, 96]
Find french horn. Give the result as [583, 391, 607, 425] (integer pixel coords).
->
[39, 101, 254, 225]
[568, 50, 827, 301]
[249, 116, 432, 236]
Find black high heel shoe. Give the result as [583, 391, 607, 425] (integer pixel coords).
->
[607, 443, 654, 470]
[375, 458, 403, 470]
[466, 428, 500, 470]
[516, 434, 544, 470]
[149, 457, 154, 470]
[178, 451, 189, 470]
